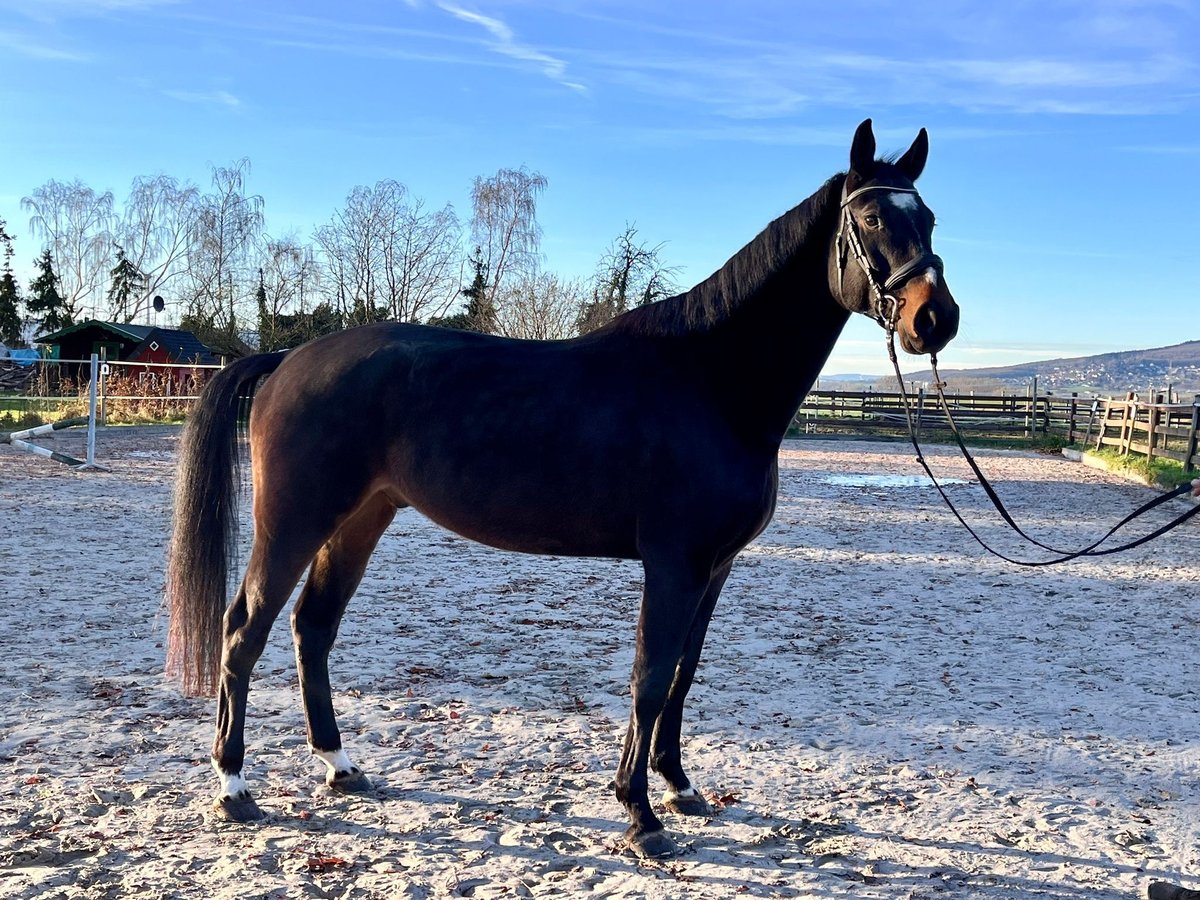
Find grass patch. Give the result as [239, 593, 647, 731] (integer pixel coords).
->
[0, 410, 48, 431]
[788, 424, 1070, 454]
[1082, 447, 1199, 490]
[932, 431, 1069, 454]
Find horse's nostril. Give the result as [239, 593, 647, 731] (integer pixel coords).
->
[914, 304, 937, 338]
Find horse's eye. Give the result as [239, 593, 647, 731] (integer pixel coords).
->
[864, 214, 880, 228]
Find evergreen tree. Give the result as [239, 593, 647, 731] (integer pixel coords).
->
[431, 247, 496, 333]
[254, 269, 276, 351]
[26, 250, 72, 334]
[462, 247, 495, 333]
[105, 245, 148, 323]
[304, 302, 343, 340]
[0, 219, 22, 345]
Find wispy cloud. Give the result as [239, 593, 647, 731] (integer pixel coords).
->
[0, 0, 179, 23]
[15, 0, 178, 11]
[161, 88, 241, 109]
[436, 3, 586, 93]
[557, 2, 1197, 120]
[1117, 143, 1200, 155]
[603, 48, 1195, 118]
[0, 29, 88, 61]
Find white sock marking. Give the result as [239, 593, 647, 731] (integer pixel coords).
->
[212, 760, 250, 800]
[312, 747, 357, 776]
[663, 785, 698, 804]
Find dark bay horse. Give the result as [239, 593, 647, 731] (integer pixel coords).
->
[165, 119, 959, 858]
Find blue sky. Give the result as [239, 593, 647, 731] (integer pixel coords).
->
[1, 0, 1197, 375]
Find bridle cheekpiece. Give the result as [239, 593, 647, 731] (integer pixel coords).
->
[836, 181, 944, 335]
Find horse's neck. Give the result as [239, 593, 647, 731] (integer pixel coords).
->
[683, 191, 850, 452]
[698, 275, 849, 453]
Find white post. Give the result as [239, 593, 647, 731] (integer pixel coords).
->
[73, 353, 109, 471]
[87, 353, 98, 466]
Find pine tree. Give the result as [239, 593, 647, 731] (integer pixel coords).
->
[254, 269, 275, 351]
[462, 247, 496, 333]
[106, 245, 148, 323]
[26, 250, 71, 334]
[432, 247, 496, 333]
[0, 219, 22, 345]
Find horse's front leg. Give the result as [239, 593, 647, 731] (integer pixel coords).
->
[650, 559, 732, 817]
[614, 554, 714, 858]
[292, 494, 396, 793]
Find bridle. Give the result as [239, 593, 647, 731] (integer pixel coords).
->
[836, 180, 943, 333]
[836, 179, 1200, 563]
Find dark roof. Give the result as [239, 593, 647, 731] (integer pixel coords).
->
[130, 328, 220, 366]
[35, 319, 220, 365]
[36, 319, 154, 344]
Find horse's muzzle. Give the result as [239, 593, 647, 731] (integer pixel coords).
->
[896, 271, 959, 355]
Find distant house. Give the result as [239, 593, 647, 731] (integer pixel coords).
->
[36, 320, 221, 367]
[34, 320, 223, 389]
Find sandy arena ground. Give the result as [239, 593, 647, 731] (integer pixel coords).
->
[0, 426, 1197, 899]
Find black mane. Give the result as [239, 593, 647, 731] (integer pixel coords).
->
[609, 173, 846, 337]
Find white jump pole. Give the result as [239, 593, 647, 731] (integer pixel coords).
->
[87, 353, 98, 466]
[75, 352, 108, 471]
[1, 354, 110, 471]
[4, 416, 88, 467]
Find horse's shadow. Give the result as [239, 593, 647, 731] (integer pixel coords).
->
[247, 777, 1177, 899]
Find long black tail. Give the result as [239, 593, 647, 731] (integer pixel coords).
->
[165, 352, 287, 696]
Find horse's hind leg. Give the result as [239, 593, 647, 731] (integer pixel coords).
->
[651, 559, 732, 817]
[212, 538, 320, 822]
[291, 493, 397, 793]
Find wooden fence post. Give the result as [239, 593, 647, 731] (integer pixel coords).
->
[1186, 396, 1200, 471]
[1121, 393, 1136, 456]
[1083, 397, 1098, 446]
[1024, 376, 1036, 437]
[1146, 392, 1162, 460]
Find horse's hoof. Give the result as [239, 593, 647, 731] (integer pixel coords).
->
[327, 767, 373, 794]
[213, 794, 265, 822]
[1149, 883, 1200, 900]
[624, 828, 677, 859]
[663, 787, 712, 817]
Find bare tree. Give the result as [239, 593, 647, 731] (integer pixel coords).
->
[578, 223, 679, 334]
[314, 184, 384, 326]
[257, 236, 324, 349]
[184, 159, 265, 334]
[470, 167, 547, 310]
[115, 174, 199, 323]
[315, 180, 462, 326]
[21, 179, 115, 321]
[381, 196, 462, 322]
[495, 272, 586, 341]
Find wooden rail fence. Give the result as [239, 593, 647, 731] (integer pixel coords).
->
[793, 388, 1200, 471]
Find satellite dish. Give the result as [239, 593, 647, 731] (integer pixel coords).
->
[153, 295, 165, 313]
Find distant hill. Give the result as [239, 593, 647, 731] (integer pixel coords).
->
[822, 373, 877, 383]
[893, 339, 1200, 396]
[812, 340, 1200, 395]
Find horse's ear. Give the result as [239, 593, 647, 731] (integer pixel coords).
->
[850, 119, 876, 176]
[896, 128, 929, 182]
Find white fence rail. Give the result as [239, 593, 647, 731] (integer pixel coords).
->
[0, 355, 222, 428]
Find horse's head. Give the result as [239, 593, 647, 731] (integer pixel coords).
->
[830, 119, 959, 356]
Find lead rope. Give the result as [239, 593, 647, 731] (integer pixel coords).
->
[885, 331, 1200, 566]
